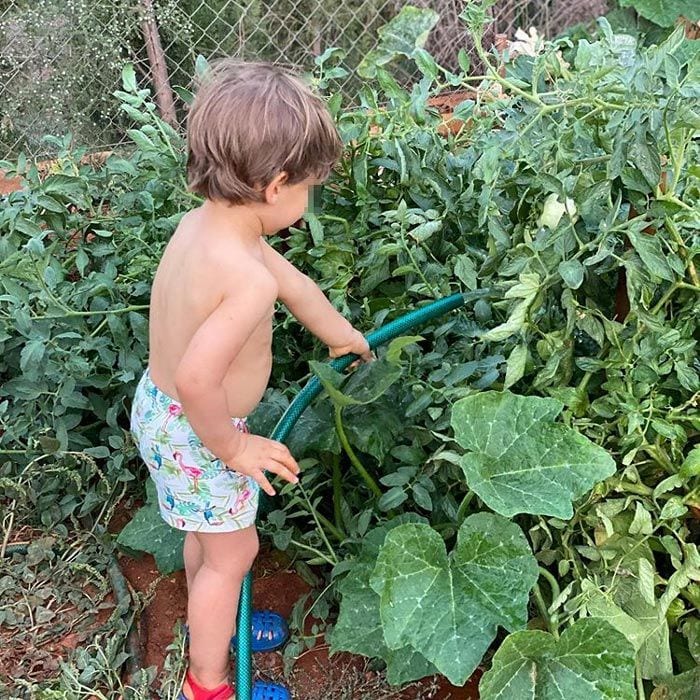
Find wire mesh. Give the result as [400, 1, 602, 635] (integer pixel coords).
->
[0, 0, 608, 159]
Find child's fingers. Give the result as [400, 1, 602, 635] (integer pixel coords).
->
[272, 442, 300, 474]
[253, 471, 276, 497]
[266, 460, 300, 485]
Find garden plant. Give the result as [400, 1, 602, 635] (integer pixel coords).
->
[1, 2, 699, 698]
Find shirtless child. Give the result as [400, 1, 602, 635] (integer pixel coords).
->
[130, 61, 371, 700]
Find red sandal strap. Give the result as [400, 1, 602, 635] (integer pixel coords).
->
[185, 670, 235, 700]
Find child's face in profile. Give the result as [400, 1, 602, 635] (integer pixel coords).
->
[266, 176, 323, 233]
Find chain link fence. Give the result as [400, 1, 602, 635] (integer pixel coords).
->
[0, 0, 607, 159]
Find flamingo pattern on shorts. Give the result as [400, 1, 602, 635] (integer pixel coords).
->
[130, 369, 259, 532]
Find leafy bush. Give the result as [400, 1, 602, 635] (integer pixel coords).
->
[2, 4, 699, 697]
[619, 0, 700, 28]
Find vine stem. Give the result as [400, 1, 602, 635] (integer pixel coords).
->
[333, 406, 382, 498]
[538, 566, 561, 603]
[314, 510, 345, 543]
[294, 482, 339, 565]
[288, 539, 337, 567]
[533, 583, 558, 639]
[456, 491, 474, 523]
[331, 454, 345, 535]
[636, 662, 645, 700]
[666, 217, 700, 286]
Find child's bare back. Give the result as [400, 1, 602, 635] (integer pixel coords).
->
[148, 204, 276, 418]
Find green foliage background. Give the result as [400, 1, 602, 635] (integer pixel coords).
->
[1, 5, 699, 698]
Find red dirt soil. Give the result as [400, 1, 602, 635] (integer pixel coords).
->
[114, 511, 480, 700]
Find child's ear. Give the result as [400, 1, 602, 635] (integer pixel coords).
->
[264, 172, 288, 204]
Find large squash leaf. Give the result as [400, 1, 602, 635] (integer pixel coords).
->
[329, 515, 437, 685]
[479, 618, 636, 699]
[451, 391, 616, 518]
[116, 481, 184, 573]
[369, 513, 538, 686]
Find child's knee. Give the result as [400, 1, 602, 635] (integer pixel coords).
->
[241, 528, 260, 568]
[198, 527, 258, 575]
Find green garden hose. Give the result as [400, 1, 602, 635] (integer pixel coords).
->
[235, 292, 468, 699]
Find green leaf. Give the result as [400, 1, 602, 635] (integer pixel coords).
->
[504, 344, 528, 389]
[369, 514, 538, 685]
[681, 618, 700, 664]
[454, 254, 478, 290]
[629, 502, 654, 535]
[384, 335, 422, 364]
[479, 618, 636, 700]
[195, 54, 211, 79]
[411, 483, 433, 511]
[305, 212, 324, 245]
[358, 6, 439, 78]
[122, 63, 137, 92]
[413, 48, 439, 82]
[583, 553, 674, 679]
[627, 227, 675, 282]
[481, 273, 541, 342]
[312, 358, 403, 408]
[628, 125, 661, 189]
[680, 447, 700, 478]
[539, 193, 567, 229]
[330, 516, 437, 686]
[20, 339, 45, 372]
[451, 392, 616, 518]
[619, 0, 700, 27]
[378, 486, 408, 511]
[116, 481, 185, 573]
[310, 362, 357, 408]
[558, 259, 585, 289]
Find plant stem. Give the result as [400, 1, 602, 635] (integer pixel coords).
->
[533, 583, 558, 639]
[333, 406, 381, 498]
[297, 482, 339, 564]
[331, 453, 345, 534]
[538, 566, 561, 603]
[315, 510, 345, 543]
[635, 662, 645, 700]
[456, 491, 474, 523]
[288, 539, 337, 566]
[665, 217, 700, 286]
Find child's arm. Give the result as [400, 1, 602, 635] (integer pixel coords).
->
[262, 242, 372, 360]
[174, 269, 299, 496]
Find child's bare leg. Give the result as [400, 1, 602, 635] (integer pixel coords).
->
[183, 531, 204, 592]
[183, 526, 258, 696]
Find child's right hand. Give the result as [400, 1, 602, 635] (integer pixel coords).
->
[226, 434, 300, 496]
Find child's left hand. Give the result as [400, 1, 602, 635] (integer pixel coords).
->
[329, 329, 373, 363]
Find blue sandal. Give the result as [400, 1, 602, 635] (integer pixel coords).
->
[250, 680, 291, 700]
[184, 610, 289, 654]
[231, 610, 289, 654]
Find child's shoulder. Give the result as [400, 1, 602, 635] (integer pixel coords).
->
[167, 206, 278, 301]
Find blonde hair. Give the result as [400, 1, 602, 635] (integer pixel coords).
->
[186, 60, 342, 204]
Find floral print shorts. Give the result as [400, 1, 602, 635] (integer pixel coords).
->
[130, 369, 259, 532]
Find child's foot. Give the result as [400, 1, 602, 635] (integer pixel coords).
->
[179, 669, 291, 700]
[180, 670, 234, 700]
